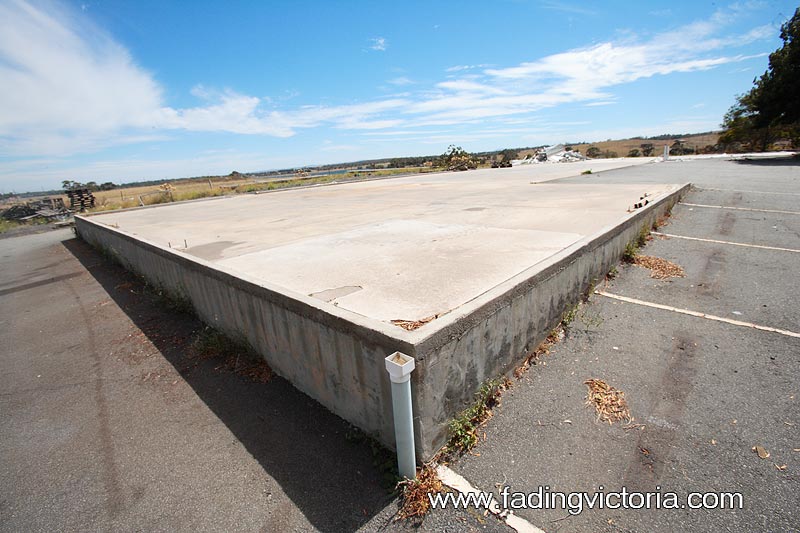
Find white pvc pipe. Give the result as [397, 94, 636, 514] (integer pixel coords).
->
[384, 351, 417, 479]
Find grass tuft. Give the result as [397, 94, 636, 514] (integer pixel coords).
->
[443, 377, 510, 456]
[0, 219, 21, 233]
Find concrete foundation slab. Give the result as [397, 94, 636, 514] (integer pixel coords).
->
[76, 161, 688, 459]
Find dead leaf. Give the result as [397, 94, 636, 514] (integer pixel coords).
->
[774, 463, 787, 471]
[752, 445, 770, 459]
[711, 439, 717, 445]
[631, 255, 686, 279]
[584, 378, 632, 424]
[391, 314, 439, 331]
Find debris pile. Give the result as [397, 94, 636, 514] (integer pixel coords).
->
[66, 189, 96, 211]
[1, 197, 71, 222]
[391, 314, 439, 331]
[584, 378, 632, 424]
[397, 464, 443, 521]
[513, 144, 587, 165]
[633, 255, 686, 279]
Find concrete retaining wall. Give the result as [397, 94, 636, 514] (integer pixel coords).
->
[75, 219, 413, 449]
[411, 184, 688, 458]
[76, 183, 687, 462]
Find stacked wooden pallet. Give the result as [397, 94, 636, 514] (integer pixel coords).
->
[66, 189, 96, 211]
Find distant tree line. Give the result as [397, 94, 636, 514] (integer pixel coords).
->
[387, 156, 430, 168]
[62, 180, 118, 191]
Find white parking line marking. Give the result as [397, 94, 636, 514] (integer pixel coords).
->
[652, 232, 800, 253]
[680, 203, 800, 215]
[436, 465, 546, 533]
[696, 187, 800, 196]
[595, 291, 800, 339]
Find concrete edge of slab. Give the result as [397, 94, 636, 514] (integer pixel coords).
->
[73, 213, 417, 351]
[408, 183, 692, 349]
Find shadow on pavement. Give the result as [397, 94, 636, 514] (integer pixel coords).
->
[733, 155, 800, 166]
[62, 236, 397, 532]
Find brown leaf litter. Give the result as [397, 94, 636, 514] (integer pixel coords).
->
[752, 445, 771, 459]
[391, 314, 439, 331]
[514, 327, 564, 378]
[584, 378, 632, 424]
[397, 464, 443, 521]
[211, 353, 273, 383]
[632, 255, 686, 280]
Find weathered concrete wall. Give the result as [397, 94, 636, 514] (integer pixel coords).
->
[411, 184, 689, 458]
[76, 183, 687, 462]
[75, 218, 415, 450]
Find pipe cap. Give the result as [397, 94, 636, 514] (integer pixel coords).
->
[385, 351, 415, 383]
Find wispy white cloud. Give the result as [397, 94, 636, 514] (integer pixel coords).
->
[435, 79, 510, 95]
[369, 37, 387, 51]
[0, 0, 162, 154]
[0, 0, 778, 163]
[388, 76, 414, 86]
[445, 64, 490, 73]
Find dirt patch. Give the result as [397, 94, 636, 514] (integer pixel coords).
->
[633, 255, 686, 280]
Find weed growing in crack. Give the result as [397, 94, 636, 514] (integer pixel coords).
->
[443, 377, 509, 457]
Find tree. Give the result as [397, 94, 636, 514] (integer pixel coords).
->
[627, 148, 641, 157]
[639, 143, 655, 157]
[62, 180, 86, 190]
[671, 140, 686, 155]
[586, 146, 601, 158]
[440, 145, 477, 170]
[721, 8, 800, 149]
[498, 148, 518, 161]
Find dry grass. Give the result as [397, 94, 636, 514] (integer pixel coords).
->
[633, 255, 686, 280]
[89, 168, 436, 212]
[91, 178, 248, 211]
[584, 378, 632, 424]
[518, 132, 721, 159]
[397, 464, 443, 521]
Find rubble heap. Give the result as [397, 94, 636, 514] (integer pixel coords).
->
[1, 197, 71, 222]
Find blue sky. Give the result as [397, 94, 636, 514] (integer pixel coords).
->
[0, 0, 795, 191]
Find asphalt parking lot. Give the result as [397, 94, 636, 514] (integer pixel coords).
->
[1, 157, 798, 532]
[430, 158, 800, 533]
